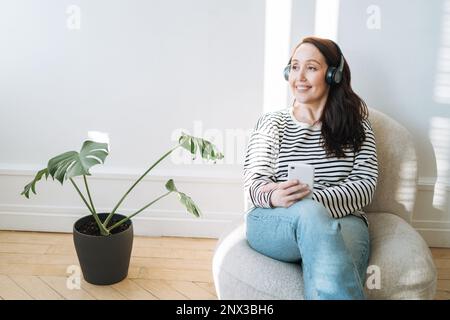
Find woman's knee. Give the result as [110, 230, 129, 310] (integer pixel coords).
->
[245, 208, 302, 262]
[291, 199, 333, 227]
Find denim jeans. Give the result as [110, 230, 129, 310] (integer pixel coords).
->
[246, 199, 370, 300]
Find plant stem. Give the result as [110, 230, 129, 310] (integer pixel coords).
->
[70, 178, 109, 236]
[83, 175, 97, 214]
[70, 178, 94, 214]
[107, 191, 172, 232]
[104, 145, 180, 226]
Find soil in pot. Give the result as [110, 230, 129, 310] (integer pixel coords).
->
[76, 214, 130, 236]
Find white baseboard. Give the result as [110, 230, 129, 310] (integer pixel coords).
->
[417, 177, 450, 191]
[414, 228, 450, 248]
[414, 178, 450, 247]
[0, 206, 242, 238]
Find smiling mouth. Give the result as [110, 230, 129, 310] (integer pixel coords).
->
[295, 85, 312, 91]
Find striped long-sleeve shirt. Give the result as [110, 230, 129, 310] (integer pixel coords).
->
[243, 107, 378, 224]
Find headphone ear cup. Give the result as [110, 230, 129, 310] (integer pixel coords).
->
[333, 69, 342, 84]
[326, 67, 336, 85]
[284, 65, 290, 81]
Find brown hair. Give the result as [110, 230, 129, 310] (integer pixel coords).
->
[291, 36, 369, 158]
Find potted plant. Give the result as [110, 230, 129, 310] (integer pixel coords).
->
[21, 133, 223, 285]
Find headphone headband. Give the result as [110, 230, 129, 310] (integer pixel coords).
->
[332, 40, 344, 76]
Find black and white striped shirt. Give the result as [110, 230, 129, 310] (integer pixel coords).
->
[244, 107, 378, 223]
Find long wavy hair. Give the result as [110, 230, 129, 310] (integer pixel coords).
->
[292, 37, 368, 158]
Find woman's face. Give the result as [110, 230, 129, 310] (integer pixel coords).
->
[288, 43, 329, 105]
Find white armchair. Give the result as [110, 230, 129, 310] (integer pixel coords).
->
[212, 108, 437, 299]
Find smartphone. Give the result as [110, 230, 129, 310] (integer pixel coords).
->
[287, 162, 314, 199]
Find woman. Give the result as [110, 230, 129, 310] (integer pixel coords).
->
[244, 36, 378, 300]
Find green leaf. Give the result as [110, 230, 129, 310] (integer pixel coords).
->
[165, 179, 200, 218]
[177, 191, 201, 218]
[47, 140, 109, 184]
[165, 179, 178, 192]
[178, 133, 224, 161]
[21, 168, 49, 198]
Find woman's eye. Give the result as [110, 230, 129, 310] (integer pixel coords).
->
[292, 65, 299, 71]
[307, 66, 317, 71]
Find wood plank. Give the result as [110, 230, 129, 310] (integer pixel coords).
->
[0, 231, 71, 245]
[132, 279, 188, 300]
[437, 279, 450, 291]
[166, 280, 217, 300]
[434, 289, 450, 300]
[9, 275, 63, 300]
[139, 267, 213, 282]
[437, 268, 450, 280]
[431, 248, 450, 259]
[132, 247, 213, 260]
[130, 256, 212, 271]
[0, 242, 50, 254]
[0, 253, 78, 265]
[433, 259, 450, 269]
[126, 267, 144, 279]
[40, 276, 95, 300]
[195, 282, 217, 296]
[45, 244, 77, 255]
[133, 236, 217, 250]
[80, 280, 126, 300]
[112, 279, 158, 300]
[0, 275, 33, 300]
[0, 263, 71, 276]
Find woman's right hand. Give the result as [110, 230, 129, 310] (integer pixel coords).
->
[267, 180, 311, 208]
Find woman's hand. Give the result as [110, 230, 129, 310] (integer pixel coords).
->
[262, 180, 311, 208]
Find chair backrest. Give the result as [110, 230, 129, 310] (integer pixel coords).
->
[364, 108, 418, 223]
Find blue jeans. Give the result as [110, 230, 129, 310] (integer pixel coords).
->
[246, 199, 370, 300]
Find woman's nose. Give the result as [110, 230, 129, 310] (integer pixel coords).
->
[295, 67, 307, 81]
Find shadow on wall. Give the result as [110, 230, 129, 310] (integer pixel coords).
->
[371, 0, 450, 221]
[429, 0, 450, 214]
[415, 116, 449, 223]
[429, 117, 449, 213]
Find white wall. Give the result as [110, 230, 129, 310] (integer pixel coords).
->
[0, 0, 264, 238]
[1, 0, 449, 246]
[0, 0, 263, 170]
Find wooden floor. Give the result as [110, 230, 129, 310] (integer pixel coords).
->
[0, 230, 218, 300]
[0, 230, 449, 300]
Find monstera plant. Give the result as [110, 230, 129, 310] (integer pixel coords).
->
[21, 133, 224, 285]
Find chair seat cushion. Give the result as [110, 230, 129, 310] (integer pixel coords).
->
[365, 212, 437, 299]
[212, 212, 437, 300]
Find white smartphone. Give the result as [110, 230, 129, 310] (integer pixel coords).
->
[287, 162, 315, 199]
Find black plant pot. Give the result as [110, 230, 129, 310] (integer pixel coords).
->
[73, 213, 133, 285]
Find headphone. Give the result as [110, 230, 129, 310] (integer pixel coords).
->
[284, 40, 345, 85]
